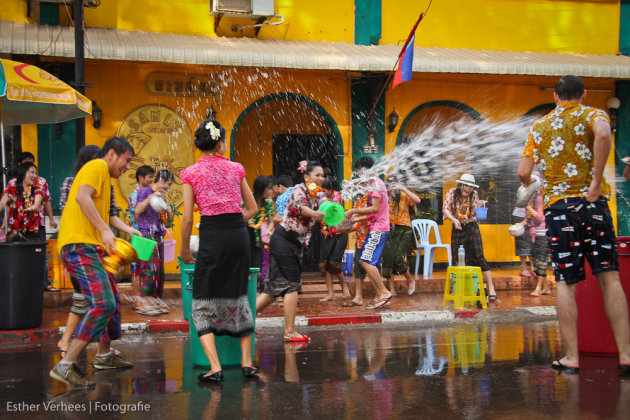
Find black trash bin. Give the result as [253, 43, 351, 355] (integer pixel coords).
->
[0, 241, 47, 329]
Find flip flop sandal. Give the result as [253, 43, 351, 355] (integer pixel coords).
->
[619, 364, 630, 372]
[551, 360, 579, 374]
[367, 296, 392, 310]
[136, 308, 162, 316]
[59, 349, 67, 358]
[284, 333, 310, 342]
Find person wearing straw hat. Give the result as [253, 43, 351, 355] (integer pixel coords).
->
[443, 173, 497, 301]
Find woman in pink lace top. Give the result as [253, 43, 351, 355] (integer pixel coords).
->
[180, 119, 259, 382]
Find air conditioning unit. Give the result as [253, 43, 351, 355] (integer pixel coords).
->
[211, 0, 274, 17]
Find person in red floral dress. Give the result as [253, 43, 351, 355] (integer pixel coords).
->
[0, 162, 43, 240]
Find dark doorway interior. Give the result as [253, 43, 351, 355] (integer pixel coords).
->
[272, 133, 337, 271]
[272, 134, 338, 185]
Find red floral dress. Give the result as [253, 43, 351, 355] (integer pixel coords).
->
[3, 183, 42, 236]
[281, 183, 326, 246]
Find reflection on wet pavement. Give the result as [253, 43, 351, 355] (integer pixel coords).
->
[1, 322, 629, 419]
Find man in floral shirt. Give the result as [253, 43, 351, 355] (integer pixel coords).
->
[518, 75, 630, 374]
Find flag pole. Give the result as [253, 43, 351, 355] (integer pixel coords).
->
[368, 13, 424, 119]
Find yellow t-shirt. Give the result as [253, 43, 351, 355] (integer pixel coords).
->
[57, 159, 112, 250]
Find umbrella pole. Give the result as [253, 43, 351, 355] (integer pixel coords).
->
[0, 102, 7, 233]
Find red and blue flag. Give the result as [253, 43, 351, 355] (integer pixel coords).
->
[391, 14, 424, 90]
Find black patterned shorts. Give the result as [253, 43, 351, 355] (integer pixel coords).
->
[545, 197, 618, 284]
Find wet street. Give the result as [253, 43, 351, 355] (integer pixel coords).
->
[1, 321, 629, 419]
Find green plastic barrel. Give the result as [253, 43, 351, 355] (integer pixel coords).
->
[186, 266, 259, 367]
[178, 256, 194, 321]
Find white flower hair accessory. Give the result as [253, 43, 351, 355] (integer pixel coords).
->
[205, 121, 221, 141]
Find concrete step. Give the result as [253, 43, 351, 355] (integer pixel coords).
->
[43, 269, 551, 307]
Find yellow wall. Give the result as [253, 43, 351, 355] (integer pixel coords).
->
[85, 0, 355, 41]
[383, 0, 619, 54]
[0, 0, 30, 23]
[2, 0, 618, 53]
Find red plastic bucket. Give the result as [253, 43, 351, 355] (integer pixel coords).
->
[576, 237, 630, 355]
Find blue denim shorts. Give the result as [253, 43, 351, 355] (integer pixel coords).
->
[545, 197, 618, 284]
[359, 230, 389, 266]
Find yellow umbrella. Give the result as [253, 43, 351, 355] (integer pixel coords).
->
[0, 58, 92, 189]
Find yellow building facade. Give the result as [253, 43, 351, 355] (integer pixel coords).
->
[1, 0, 626, 273]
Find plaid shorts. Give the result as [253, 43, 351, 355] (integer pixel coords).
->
[61, 244, 121, 343]
[450, 222, 490, 272]
[545, 197, 618, 284]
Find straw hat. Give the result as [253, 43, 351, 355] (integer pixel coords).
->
[456, 173, 479, 188]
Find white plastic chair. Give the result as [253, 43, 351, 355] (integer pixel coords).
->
[411, 219, 452, 278]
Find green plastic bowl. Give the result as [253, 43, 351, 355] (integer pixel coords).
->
[320, 202, 345, 227]
[130, 235, 158, 261]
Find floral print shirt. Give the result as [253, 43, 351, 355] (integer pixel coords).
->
[7, 176, 50, 225]
[126, 185, 141, 229]
[353, 194, 370, 249]
[180, 155, 246, 216]
[443, 188, 479, 225]
[321, 190, 343, 237]
[281, 183, 326, 246]
[389, 192, 413, 227]
[522, 101, 611, 208]
[248, 198, 275, 247]
[3, 182, 42, 235]
[135, 186, 166, 237]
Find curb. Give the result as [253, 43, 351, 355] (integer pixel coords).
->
[0, 307, 557, 342]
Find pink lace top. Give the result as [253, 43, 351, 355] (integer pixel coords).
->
[180, 155, 246, 216]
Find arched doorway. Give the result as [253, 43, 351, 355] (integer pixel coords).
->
[231, 93, 344, 271]
[231, 93, 343, 188]
[395, 101, 482, 224]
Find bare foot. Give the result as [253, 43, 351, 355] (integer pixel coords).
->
[541, 289, 552, 295]
[342, 293, 352, 300]
[320, 295, 334, 302]
[530, 289, 541, 296]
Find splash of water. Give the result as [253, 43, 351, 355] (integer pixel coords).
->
[341, 117, 537, 200]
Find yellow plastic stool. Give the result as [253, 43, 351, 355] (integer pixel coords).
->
[443, 266, 487, 310]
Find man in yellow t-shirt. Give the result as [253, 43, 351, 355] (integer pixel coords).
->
[50, 137, 138, 388]
[518, 75, 630, 374]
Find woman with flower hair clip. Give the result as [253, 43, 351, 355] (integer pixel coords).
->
[443, 173, 497, 301]
[180, 119, 259, 382]
[256, 160, 326, 342]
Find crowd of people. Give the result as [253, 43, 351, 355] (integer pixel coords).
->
[2, 74, 629, 388]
